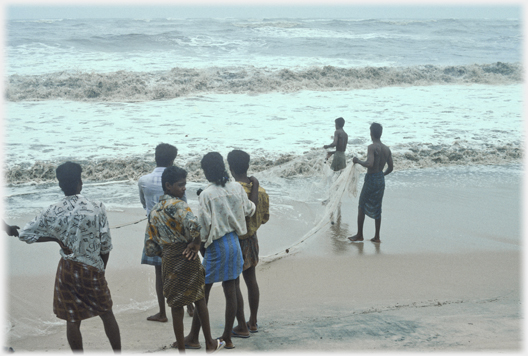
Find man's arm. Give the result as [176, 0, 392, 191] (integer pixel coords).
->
[384, 151, 393, 176]
[181, 205, 203, 261]
[248, 176, 259, 206]
[138, 180, 147, 210]
[183, 233, 202, 261]
[323, 131, 339, 150]
[101, 252, 110, 270]
[3, 221, 19, 237]
[240, 184, 256, 217]
[353, 145, 375, 168]
[33, 236, 71, 253]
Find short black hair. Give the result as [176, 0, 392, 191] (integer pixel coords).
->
[335, 117, 345, 128]
[370, 122, 383, 139]
[56, 161, 82, 196]
[155, 143, 178, 167]
[162, 166, 187, 192]
[227, 150, 250, 176]
[201, 152, 229, 187]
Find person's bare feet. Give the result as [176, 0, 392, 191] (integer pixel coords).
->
[205, 339, 225, 353]
[231, 328, 250, 339]
[370, 237, 381, 243]
[172, 341, 201, 350]
[147, 312, 168, 322]
[348, 234, 363, 242]
[246, 321, 258, 333]
[187, 304, 194, 317]
[217, 337, 234, 349]
[232, 324, 250, 338]
[183, 335, 201, 349]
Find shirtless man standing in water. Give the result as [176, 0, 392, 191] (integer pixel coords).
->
[349, 122, 393, 243]
[324, 117, 348, 172]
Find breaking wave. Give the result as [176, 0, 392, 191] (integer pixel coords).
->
[4, 142, 522, 185]
[5, 62, 521, 102]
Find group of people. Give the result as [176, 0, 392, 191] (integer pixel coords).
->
[8, 145, 269, 353]
[139, 145, 269, 352]
[4, 118, 393, 353]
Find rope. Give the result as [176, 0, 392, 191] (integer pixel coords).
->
[110, 217, 147, 230]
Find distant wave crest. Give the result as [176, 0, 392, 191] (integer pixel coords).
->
[5, 62, 521, 102]
[5, 142, 522, 185]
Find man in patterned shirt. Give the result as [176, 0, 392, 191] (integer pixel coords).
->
[18, 161, 121, 352]
[138, 143, 193, 321]
[145, 166, 225, 353]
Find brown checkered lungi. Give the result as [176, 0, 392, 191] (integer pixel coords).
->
[162, 242, 206, 308]
[53, 258, 113, 322]
[239, 234, 259, 271]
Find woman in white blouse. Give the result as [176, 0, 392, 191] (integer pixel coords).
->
[184, 152, 256, 350]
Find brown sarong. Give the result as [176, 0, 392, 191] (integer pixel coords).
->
[53, 258, 113, 322]
[162, 242, 206, 308]
[239, 234, 259, 271]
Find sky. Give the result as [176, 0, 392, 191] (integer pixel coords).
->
[4, 1, 523, 20]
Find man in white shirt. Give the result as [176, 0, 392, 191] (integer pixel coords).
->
[138, 143, 193, 321]
[18, 161, 121, 352]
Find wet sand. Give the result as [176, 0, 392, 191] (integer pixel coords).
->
[4, 166, 522, 352]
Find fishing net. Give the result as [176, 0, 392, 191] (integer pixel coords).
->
[261, 149, 362, 263]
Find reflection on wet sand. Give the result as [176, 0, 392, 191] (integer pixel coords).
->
[328, 209, 381, 255]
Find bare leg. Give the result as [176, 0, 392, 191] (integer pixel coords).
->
[371, 217, 381, 243]
[186, 303, 194, 317]
[66, 320, 83, 352]
[147, 265, 168, 322]
[239, 266, 259, 332]
[184, 283, 212, 347]
[232, 277, 250, 336]
[170, 307, 185, 352]
[100, 309, 121, 352]
[348, 207, 365, 242]
[194, 298, 221, 352]
[219, 279, 237, 348]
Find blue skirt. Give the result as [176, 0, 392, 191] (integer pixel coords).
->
[203, 232, 243, 284]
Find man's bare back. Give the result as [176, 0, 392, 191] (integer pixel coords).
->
[354, 139, 393, 175]
[367, 141, 392, 174]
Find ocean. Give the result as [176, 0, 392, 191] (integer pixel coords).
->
[4, 17, 523, 217]
[3, 15, 523, 344]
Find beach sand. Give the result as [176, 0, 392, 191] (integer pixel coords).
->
[4, 167, 522, 352]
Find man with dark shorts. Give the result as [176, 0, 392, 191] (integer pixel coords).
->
[227, 150, 270, 337]
[324, 117, 348, 172]
[17, 162, 121, 352]
[349, 123, 393, 243]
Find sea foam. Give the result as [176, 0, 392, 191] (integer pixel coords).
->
[6, 62, 521, 102]
[4, 142, 522, 185]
